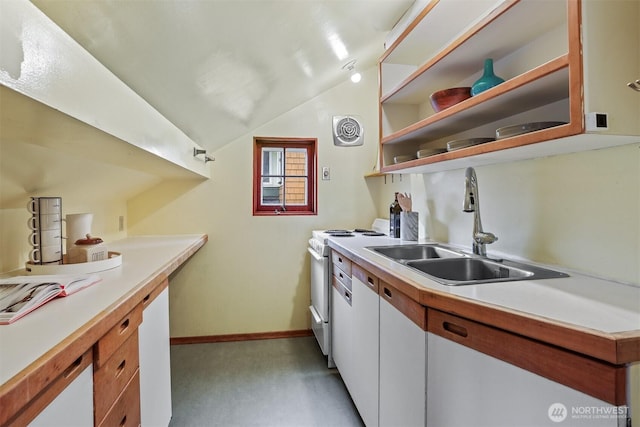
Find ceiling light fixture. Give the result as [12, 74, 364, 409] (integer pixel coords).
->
[342, 59, 361, 83]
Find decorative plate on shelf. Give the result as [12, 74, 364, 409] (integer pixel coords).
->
[446, 137, 495, 152]
[394, 155, 417, 164]
[496, 121, 567, 139]
[417, 148, 447, 158]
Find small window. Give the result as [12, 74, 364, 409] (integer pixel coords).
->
[253, 137, 317, 216]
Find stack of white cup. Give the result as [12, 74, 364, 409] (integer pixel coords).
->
[27, 197, 63, 265]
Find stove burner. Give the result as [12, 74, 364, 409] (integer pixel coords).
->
[324, 230, 354, 237]
[353, 228, 374, 233]
[323, 228, 385, 237]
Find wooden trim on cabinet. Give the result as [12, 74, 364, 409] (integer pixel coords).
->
[378, 0, 439, 63]
[428, 308, 627, 406]
[379, 281, 427, 331]
[142, 277, 168, 309]
[352, 264, 379, 294]
[567, 0, 584, 132]
[421, 290, 639, 365]
[2, 348, 93, 427]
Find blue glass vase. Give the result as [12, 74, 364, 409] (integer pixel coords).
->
[471, 58, 504, 96]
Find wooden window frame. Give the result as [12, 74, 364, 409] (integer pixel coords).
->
[252, 136, 317, 216]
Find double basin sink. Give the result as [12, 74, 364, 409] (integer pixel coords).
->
[367, 244, 569, 286]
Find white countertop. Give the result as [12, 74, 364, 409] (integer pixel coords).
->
[0, 234, 206, 387]
[328, 235, 640, 335]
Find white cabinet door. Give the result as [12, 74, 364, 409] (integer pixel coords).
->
[139, 287, 172, 427]
[331, 283, 353, 390]
[379, 298, 426, 427]
[351, 276, 379, 427]
[30, 364, 93, 427]
[427, 333, 624, 427]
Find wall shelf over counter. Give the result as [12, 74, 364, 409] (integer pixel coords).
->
[0, 0, 210, 180]
[377, 0, 640, 174]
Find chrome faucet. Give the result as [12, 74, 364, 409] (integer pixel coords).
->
[463, 167, 498, 256]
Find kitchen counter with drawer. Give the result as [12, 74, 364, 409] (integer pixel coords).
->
[327, 234, 640, 365]
[328, 234, 640, 424]
[0, 234, 207, 426]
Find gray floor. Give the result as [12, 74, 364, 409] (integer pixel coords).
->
[169, 337, 365, 427]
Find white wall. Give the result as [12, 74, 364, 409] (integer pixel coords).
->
[374, 143, 640, 285]
[127, 68, 381, 337]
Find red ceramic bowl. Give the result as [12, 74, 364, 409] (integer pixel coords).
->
[429, 87, 472, 112]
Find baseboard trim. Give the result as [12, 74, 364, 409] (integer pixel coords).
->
[170, 329, 313, 345]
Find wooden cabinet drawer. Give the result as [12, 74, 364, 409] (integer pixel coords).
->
[352, 264, 379, 294]
[427, 308, 626, 405]
[379, 281, 426, 330]
[94, 304, 142, 368]
[94, 331, 140, 423]
[331, 250, 352, 276]
[97, 370, 141, 427]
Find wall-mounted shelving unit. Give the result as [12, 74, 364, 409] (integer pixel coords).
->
[376, 0, 640, 175]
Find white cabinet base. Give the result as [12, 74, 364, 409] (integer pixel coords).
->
[30, 364, 93, 427]
[427, 333, 625, 427]
[379, 298, 426, 427]
[139, 287, 172, 427]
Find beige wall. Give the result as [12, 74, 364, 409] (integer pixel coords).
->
[127, 67, 381, 337]
[372, 143, 640, 285]
[2, 66, 637, 340]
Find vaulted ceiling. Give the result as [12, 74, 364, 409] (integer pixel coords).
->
[31, 0, 414, 152]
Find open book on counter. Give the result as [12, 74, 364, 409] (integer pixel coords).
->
[0, 274, 101, 325]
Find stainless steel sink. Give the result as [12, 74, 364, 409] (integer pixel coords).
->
[406, 257, 569, 285]
[367, 244, 466, 262]
[367, 244, 569, 286]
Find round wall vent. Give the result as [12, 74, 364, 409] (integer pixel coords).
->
[333, 116, 364, 146]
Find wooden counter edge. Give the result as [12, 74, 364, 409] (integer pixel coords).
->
[0, 234, 207, 426]
[327, 241, 640, 365]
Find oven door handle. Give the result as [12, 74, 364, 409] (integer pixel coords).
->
[309, 305, 323, 324]
[307, 247, 323, 261]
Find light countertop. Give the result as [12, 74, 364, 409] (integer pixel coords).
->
[328, 234, 640, 363]
[0, 234, 207, 387]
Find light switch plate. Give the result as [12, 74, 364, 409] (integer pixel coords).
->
[322, 167, 330, 180]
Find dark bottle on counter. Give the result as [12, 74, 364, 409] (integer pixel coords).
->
[390, 192, 402, 238]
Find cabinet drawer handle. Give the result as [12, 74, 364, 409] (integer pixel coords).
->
[116, 359, 126, 378]
[119, 318, 130, 335]
[120, 415, 127, 426]
[63, 355, 83, 379]
[383, 287, 392, 299]
[338, 256, 343, 263]
[345, 290, 352, 303]
[143, 293, 151, 303]
[443, 321, 468, 338]
[368, 277, 374, 285]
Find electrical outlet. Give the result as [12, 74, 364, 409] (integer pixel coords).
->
[118, 216, 124, 231]
[322, 167, 330, 180]
[586, 112, 608, 131]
